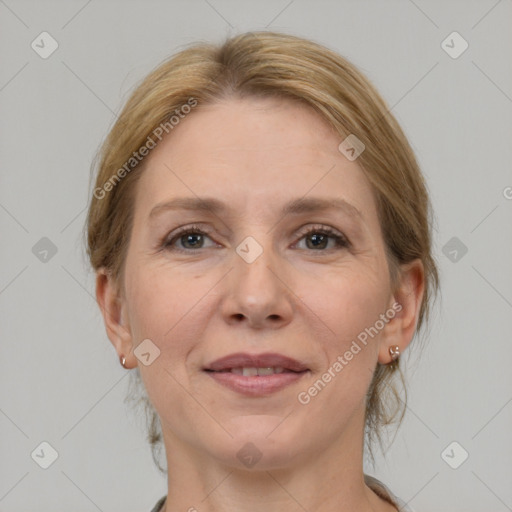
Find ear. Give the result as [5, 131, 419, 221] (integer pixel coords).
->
[378, 259, 425, 364]
[95, 268, 135, 369]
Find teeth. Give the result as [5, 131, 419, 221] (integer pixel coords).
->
[256, 367, 275, 376]
[230, 367, 286, 376]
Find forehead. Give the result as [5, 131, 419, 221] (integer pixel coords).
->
[133, 96, 379, 225]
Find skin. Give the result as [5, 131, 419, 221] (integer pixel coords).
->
[96, 96, 424, 512]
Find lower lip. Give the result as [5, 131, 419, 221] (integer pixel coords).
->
[205, 370, 308, 396]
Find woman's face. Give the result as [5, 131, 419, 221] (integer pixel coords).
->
[107, 97, 418, 470]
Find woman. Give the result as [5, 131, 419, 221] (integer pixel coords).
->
[86, 31, 438, 511]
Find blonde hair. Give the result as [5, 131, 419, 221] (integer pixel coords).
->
[86, 31, 439, 471]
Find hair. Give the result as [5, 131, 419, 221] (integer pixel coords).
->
[85, 31, 439, 472]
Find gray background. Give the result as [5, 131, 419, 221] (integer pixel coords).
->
[1, 0, 511, 511]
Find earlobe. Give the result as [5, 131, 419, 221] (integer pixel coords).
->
[378, 259, 425, 365]
[95, 268, 135, 369]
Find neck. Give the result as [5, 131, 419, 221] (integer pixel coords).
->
[159, 421, 394, 512]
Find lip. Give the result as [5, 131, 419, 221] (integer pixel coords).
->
[204, 352, 309, 372]
[203, 352, 310, 397]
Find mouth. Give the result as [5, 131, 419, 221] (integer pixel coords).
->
[213, 366, 292, 376]
[203, 352, 309, 396]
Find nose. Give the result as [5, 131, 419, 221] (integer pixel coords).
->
[220, 240, 294, 330]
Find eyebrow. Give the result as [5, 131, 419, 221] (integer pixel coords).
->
[149, 196, 363, 220]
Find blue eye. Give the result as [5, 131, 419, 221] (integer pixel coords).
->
[294, 226, 350, 251]
[162, 224, 350, 253]
[163, 225, 215, 251]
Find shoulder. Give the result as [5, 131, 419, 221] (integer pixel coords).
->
[364, 474, 415, 512]
[150, 495, 166, 512]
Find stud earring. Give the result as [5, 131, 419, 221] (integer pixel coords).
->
[389, 345, 400, 361]
[120, 354, 127, 369]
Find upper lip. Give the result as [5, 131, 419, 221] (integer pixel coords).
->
[204, 352, 309, 372]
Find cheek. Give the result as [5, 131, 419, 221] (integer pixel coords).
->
[125, 264, 216, 372]
[294, 271, 388, 425]
[126, 264, 193, 334]
[125, 267, 213, 423]
[307, 264, 390, 352]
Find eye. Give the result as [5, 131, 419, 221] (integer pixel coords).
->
[162, 224, 350, 253]
[294, 225, 350, 251]
[163, 224, 217, 252]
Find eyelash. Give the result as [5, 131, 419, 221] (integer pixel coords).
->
[162, 223, 350, 253]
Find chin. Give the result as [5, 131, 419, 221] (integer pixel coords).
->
[205, 415, 309, 471]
